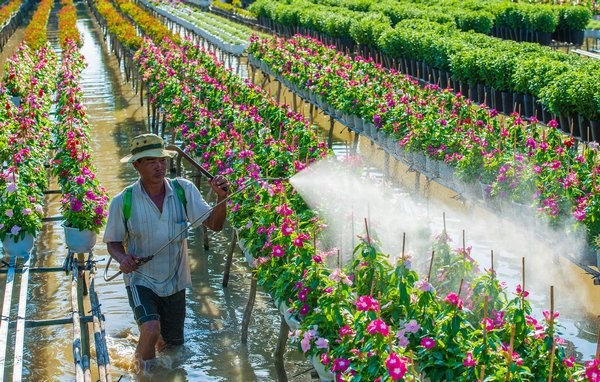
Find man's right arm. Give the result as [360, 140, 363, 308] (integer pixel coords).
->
[107, 242, 139, 274]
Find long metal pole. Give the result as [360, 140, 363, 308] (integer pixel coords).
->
[0, 256, 17, 382]
[12, 256, 31, 381]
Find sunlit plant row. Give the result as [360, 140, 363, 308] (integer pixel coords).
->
[0, 0, 25, 29]
[51, 40, 108, 233]
[248, 34, 600, 252]
[58, 0, 81, 48]
[23, 0, 54, 51]
[0, 44, 58, 243]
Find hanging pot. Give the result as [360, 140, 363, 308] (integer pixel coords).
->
[63, 224, 97, 253]
[2, 233, 34, 257]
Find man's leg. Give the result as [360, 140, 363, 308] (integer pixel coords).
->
[126, 285, 162, 363]
[137, 319, 161, 361]
[159, 289, 186, 346]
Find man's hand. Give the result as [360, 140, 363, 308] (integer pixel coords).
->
[209, 175, 229, 198]
[118, 253, 140, 274]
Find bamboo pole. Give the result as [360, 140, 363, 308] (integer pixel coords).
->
[222, 230, 238, 288]
[547, 286, 556, 382]
[241, 274, 257, 344]
[427, 250, 435, 282]
[491, 250, 494, 280]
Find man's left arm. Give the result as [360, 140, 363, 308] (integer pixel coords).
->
[202, 175, 229, 232]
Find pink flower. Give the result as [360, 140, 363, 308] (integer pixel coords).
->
[281, 223, 294, 236]
[70, 199, 83, 212]
[420, 337, 435, 349]
[275, 203, 293, 216]
[338, 325, 354, 337]
[331, 358, 350, 372]
[543, 310, 559, 323]
[463, 352, 477, 367]
[299, 303, 310, 316]
[563, 357, 575, 368]
[5, 209, 14, 218]
[292, 233, 310, 247]
[515, 284, 529, 298]
[320, 352, 331, 365]
[482, 317, 494, 331]
[444, 292, 463, 309]
[585, 359, 600, 382]
[385, 353, 407, 381]
[355, 295, 379, 311]
[298, 287, 310, 302]
[366, 319, 389, 336]
[22, 208, 32, 216]
[271, 245, 284, 257]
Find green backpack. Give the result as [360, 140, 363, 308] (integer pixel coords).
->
[122, 179, 187, 225]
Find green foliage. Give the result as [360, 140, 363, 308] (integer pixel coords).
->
[557, 4, 592, 30]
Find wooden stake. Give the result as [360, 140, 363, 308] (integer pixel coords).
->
[364, 218, 370, 244]
[547, 286, 555, 382]
[462, 229, 466, 252]
[401, 232, 406, 260]
[427, 250, 435, 282]
[491, 250, 494, 280]
[457, 278, 464, 298]
[595, 315, 600, 359]
[522, 257, 526, 310]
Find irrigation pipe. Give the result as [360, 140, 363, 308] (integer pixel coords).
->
[103, 176, 289, 282]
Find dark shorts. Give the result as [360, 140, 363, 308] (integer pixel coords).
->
[126, 285, 186, 346]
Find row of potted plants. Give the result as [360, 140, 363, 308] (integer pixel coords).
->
[145, 0, 257, 55]
[248, 0, 592, 46]
[131, 34, 599, 380]
[247, 1, 600, 127]
[51, 39, 108, 240]
[0, 43, 58, 248]
[246, 34, 600, 255]
[23, 0, 54, 51]
[0, 0, 25, 30]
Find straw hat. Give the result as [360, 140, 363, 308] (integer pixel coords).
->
[120, 133, 177, 163]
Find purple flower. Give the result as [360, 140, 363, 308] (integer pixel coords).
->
[10, 225, 21, 235]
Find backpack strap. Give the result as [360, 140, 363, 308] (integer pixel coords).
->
[122, 180, 188, 227]
[170, 178, 187, 214]
[123, 185, 134, 225]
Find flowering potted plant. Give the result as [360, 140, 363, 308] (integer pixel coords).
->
[60, 172, 108, 252]
[0, 169, 43, 254]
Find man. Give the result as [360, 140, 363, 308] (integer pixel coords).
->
[103, 133, 229, 369]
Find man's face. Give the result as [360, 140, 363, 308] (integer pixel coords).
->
[133, 157, 168, 184]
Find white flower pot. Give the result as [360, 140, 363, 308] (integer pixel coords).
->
[425, 157, 440, 177]
[2, 233, 34, 257]
[353, 115, 364, 132]
[63, 225, 97, 253]
[309, 354, 334, 381]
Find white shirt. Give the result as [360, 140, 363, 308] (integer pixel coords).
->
[103, 177, 211, 296]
